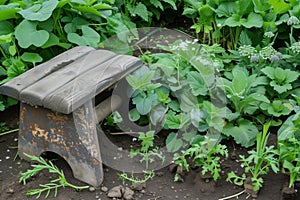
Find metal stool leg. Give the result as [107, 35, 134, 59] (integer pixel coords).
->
[18, 101, 103, 186]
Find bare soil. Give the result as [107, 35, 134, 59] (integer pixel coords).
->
[0, 105, 299, 200]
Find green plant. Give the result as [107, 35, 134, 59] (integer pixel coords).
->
[119, 170, 155, 188]
[121, 0, 177, 24]
[221, 66, 269, 147]
[173, 136, 228, 182]
[278, 94, 300, 140]
[261, 66, 299, 94]
[19, 153, 89, 198]
[278, 137, 300, 189]
[226, 123, 279, 192]
[130, 130, 165, 169]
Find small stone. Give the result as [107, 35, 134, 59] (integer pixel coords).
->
[123, 187, 134, 200]
[101, 186, 108, 192]
[6, 188, 14, 194]
[89, 187, 96, 192]
[107, 185, 123, 198]
[171, 186, 175, 190]
[5, 156, 10, 160]
[140, 190, 146, 194]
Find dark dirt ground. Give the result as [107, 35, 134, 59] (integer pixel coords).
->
[0, 105, 299, 200]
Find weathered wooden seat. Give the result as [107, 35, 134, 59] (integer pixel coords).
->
[0, 46, 142, 186]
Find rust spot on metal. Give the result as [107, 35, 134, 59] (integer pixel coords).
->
[20, 105, 27, 121]
[32, 123, 49, 140]
[47, 113, 68, 123]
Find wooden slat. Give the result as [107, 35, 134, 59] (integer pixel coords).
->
[19, 50, 117, 106]
[43, 55, 142, 114]
[0, 46, 95, 100]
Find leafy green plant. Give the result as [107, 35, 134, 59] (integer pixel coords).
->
[261, 66, 299, 94]
[278, 94, 300, 140]
[130, 130, 165, 169]
[19, 153, 89, 199]
[226, 123, 279, 192]
[278, 137, 300, 189]
[121, 0, 177, 24]
[173, 136, 228, 182]
[221, 66, 269, 147]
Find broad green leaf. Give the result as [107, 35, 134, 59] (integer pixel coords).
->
[132, 93, 157, 115]
[42, 33, 60, 48]
[187, 71, 208, 96]
[126, 70, 155, 90]
[179, 90, 198, 112]
[200, 5, 213, 18]
[232, 68, 247, 94]
[190, 108, 202, 127]
[15, 20, 49, 48]
[182, 7, 197, 18]
[252, 0, 271, 13]
[166, 132, 183, 152]
[274, 67, 286, 83]
[72, 6, 105, 18]
[67, 26, 100, 48]
[150, 105, 167, 125]
[269, 0, 291, 14]
[0, 33, 12, 44]
[279, 113, 300, 140]
[215, 2, 235, 17]
[165, 111, 182, 129]
[8, 45, 15, 56]
[222, 119, 258, 147]
[270, 81, 292, 93]
[285, 69, 299, 83]
[189, 56, 215, 87]
[64, 17, 89, 33]
[129, 108, 140, 121]
[0, 4, 20, 21]
[21, 52, 43, 65]
[241, 12, 263, 28]
[126, 2, 148, 22]
[261, 66, 275, 79]
[18, 0, 59, 21]
[245, 93, 270, 103]
[0, 21, 14, 35]
[224, 14, 241, 27]
[182, 131, 198, 143]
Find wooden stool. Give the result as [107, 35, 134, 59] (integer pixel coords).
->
[0, 46, 142, 186]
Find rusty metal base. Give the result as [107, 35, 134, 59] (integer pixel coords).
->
[18, 101, 103, 186]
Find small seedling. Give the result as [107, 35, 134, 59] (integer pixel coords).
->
[19, 153, 89, 198]
[173, 137, 228, 182]
[130, 131, 165, 169]
[226, 123, 279, 192]
[119, 170, 155, 188]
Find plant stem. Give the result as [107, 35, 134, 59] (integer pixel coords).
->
[218, 190, 245, 200]
[0, 128, 19, 136]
